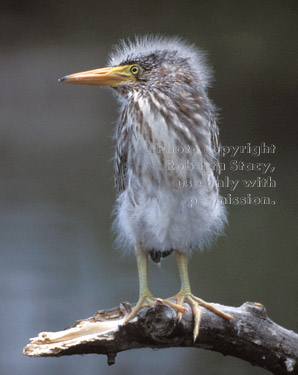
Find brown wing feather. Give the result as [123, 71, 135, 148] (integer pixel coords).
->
[209, 116, 221, 180]
[114, 111, 129, 194]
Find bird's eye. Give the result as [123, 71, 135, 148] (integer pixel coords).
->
[130, 65, 141, 75]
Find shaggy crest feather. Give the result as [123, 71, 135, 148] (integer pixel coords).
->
[109, 35, 213, 89]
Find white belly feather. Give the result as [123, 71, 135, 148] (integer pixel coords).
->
[114, 96, 227, 253]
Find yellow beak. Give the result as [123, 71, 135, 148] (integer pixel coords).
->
[59, 65, 133, 86]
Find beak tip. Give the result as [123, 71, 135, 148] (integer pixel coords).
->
[58, 76, 67, 83]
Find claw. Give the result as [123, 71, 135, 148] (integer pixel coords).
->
[175, 294, 186, 323]
[177, 311, 183, 323]
[124, 293, 156, 324]
[188, 299, 202, 342]
[165, 292, 234, 342]
[165, 300, 187, 313]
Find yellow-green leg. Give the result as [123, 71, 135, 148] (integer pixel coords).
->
[124, 243, 186, 324]
[166, 250, 234, 342]
[124, 243, 155, 323]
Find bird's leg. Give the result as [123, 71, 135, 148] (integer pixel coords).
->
[166, 250, 233, 342]
[123, 243, 156, 323]
[124, 243, 186, 324]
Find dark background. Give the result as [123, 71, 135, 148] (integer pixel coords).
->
[1, 1, 297, 374]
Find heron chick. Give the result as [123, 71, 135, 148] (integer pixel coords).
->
[59, 36, 233, 341]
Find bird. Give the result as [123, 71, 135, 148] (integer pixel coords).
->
[59, 35, 233, 341]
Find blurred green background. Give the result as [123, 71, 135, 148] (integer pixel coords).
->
[1, 1, 297, 374]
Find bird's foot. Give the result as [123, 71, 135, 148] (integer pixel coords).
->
[166, 292, 234, 342]
[124, 292, 187, 324]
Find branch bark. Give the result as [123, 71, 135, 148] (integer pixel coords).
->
[23, 301, 298, 374]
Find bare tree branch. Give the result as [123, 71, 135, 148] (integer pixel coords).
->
[23, 301, 298, 374]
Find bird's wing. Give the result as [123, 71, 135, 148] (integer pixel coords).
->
[209, 116, 221, 179]
[114, 113, 129, 194]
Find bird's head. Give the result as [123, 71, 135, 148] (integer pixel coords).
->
[59, 36, 212, 98]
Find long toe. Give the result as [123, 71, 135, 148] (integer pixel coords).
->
[186, 295, 233, 342]
[192, 296, 234, 321]
[167, 293, 234, 342]
[124, 293, 156, 324]
[124, 295, 188, 325]
[186, 297, 202, 342]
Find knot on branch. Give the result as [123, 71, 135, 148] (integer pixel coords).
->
[241, 301, 267, 318]
[137, 304, 177, 341]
